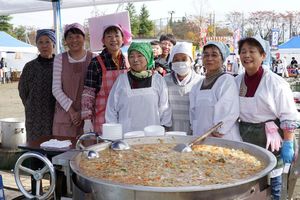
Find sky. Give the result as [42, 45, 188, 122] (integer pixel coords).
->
[9, 0, 300, 29]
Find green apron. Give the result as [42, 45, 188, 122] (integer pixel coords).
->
[239, 120, 284, 169]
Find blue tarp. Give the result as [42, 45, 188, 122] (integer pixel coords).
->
[278, 36, 300, 49]
[0, 31, 37, 53]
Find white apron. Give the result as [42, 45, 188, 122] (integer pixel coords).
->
[119, 77, 160, 133]
[192, 89, 216, 136]
[190, 74, 241, 141]
[239, 96, 258, 122]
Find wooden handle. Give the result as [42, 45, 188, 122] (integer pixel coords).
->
[189, 121, 224, 146]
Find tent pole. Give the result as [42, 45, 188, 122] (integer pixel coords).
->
[52, 0, 63, 54]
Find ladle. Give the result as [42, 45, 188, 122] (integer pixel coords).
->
[85, 150, 99, 159]
[98, 135, 130, 151]
[173, 121, 223, 152]
[70, 149, 100, 159]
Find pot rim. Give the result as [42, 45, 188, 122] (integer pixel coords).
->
[0, 118, 25, 123]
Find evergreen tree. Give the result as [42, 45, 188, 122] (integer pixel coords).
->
[125, 3, 139, 37]
[138, 4, 154, 37]
[0, 15, 13, 33]
[13, 26, 26, 41]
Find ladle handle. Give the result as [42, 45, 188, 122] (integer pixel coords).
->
[76, 132, 98, 150]
[189, 121, 224, 146]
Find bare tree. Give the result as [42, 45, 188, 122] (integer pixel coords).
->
[245, 11, 300, 41]
[226, 12, 244, 32]
[284, 11, 300, 37]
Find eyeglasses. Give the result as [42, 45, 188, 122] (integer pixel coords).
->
[202, 53, 221, 59]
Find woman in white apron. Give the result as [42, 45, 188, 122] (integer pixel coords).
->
[164, 42, 203, 135]
[105, 42, 172, 134]
[189, 41, 241, 141]
[235, 36, 299, 200]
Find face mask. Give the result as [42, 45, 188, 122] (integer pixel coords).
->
[172, 62, 191, 76]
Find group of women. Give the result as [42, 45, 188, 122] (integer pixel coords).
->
[18, 21, 299, 199]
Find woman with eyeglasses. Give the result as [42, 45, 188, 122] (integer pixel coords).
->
[154, 34, 177, 75]
[189, 41, 241, 141]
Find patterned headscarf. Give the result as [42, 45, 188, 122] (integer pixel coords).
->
[128, 42, 154, 69]
[36, 29, 56, 44]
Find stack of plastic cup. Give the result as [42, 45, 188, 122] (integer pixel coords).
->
[102, 123, 123, 140]
[144, 125, 165, 136]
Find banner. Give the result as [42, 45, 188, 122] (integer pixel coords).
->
[199, 28, 207, 48]
[271, 28, 280, 50]
[233, 28, 241, 55]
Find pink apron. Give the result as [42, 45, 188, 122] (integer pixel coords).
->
[93, 56, 127, 133]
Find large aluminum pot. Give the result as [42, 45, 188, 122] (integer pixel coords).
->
[70, 136, 277, 200]
[0, 118, 26, 149]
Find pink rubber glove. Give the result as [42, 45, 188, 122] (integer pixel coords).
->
[265, 121, 283, 152]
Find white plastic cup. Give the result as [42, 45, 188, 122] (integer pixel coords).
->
[144, 125, 165, 136]
[102, 123, 122, 140]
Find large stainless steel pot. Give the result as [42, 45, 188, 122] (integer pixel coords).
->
[0, 118, 26, 149]
[70, 136, 277, 200]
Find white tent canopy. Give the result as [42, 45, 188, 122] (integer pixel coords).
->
[0, 0, 156, 53]
[0, 0, 156, 15]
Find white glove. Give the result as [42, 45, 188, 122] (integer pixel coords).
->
[83, 119, 94, 133]
[265, 121, 282, 152]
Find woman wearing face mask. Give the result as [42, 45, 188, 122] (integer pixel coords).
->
[164, 42, 203, 134]
[105, 42, 172, 133]
[189, 41, 241, 140]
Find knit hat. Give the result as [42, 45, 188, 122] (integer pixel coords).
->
[36, 29, 56, 44]
[203, 41, 230, 61]
[168, 42, 193, 64]
[128, 42, 154, 69]
[64, 23, 85, 36]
